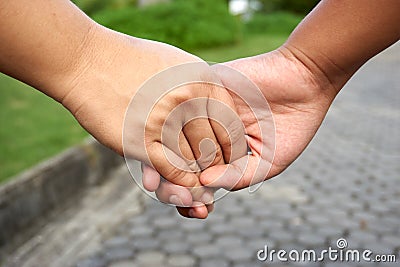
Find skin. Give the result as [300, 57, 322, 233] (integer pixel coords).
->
[143, 0, 400, 218]
[0, 0, 248, 217]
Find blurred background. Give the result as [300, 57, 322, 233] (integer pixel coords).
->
[2, 1, 399, 267]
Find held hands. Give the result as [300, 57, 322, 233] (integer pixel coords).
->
[142, 48, 338, 218]
[62, 25, 336, 219]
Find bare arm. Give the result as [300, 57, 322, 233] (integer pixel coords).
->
[0, 0, 96, 101]
[0, 0, 248, 218]
[282, 0, 400, 94]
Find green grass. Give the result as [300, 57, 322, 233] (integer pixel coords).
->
[193, 33, 287, 62]
[0, 76, 88, 183]
[0, 32, 288, 184]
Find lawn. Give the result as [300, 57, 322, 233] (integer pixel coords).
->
[0, 32, 288, 183]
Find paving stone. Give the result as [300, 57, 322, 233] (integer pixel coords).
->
[287, 220, 313, 235]
[209, 222, 236, 235]
[367, 203, 392, 215]
[108, 261, 138, 267]
[180, 219, 206, 231]
[297, 232, 326, 248]
[325, 208, 350, 221]
[166, 254, 196, 267]
[363, 220, 396, 236]
[223, 205, 246, 216]
[305, 213, 333, 227]
[351, 212, 378, 227]
[268, 202, 293, 213]
[152, 217, 178, 229]
[156, 229, 184, 242]
[103, 237, 130, 249]
[104, 248, 134, 262]
[380, 215, 400, 228]
[386, 198, 400, 211]
[315, 226, 344, 243]
[128, 216, 148, 227]
[199, 258, 229, 267]
[76, 257, 106, 267]
[129, 226, 154, 238]
[237, 224, 267, 239]
[313, 195, 338, 208]
[131, 237, 160, 250]
[222, 246, 254, 262]
[268, 229, 297, 246]
[338, 200, 365, 214]
[216, 235, 244, 246]
[249, 205, 275, 217]
[136, 251, 166, 266]
[275, 209, 298, 221]
[204, 213, 226, 224]
[186, 231, 212, 245]
[347, 231, 379, 247]
[230, 217, 256, 228]
[193, 244, 222, 258]
[381, 235, 400, 249]
[335, 217, 362, 232]
[259, 219, 285, 231]
[163, 241, 190, 254]
[145, 205, 173, 218]
[297, 205, 323, 217]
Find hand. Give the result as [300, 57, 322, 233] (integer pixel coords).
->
[143, 46, 338, 217]
[200, 47, 338, 188]
[60, 26, 247, 216]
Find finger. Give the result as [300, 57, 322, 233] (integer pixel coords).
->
[200, 148, 272, 191]
[176, 201, 209, 219]
[146, 142, 206, 201]
[207, 88, 248, 164]
[154, 179, 193, 207]
[182, 117, 224, 170]
[141, 163, 161, 192]
[143, 163, 214, 207]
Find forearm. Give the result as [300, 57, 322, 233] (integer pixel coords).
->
[282, 0, 400, 93]
[0, 0, 98, 101]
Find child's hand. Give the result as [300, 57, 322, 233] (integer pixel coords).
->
[60, 27, 247, 217]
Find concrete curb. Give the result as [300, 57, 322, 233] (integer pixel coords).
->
[0, 137, 123, 256]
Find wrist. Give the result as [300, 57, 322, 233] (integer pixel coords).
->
[51, 22, 104, 104]
[277, 43, 349, 100]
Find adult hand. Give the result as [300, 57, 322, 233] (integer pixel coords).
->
[201, 47, 337, 188]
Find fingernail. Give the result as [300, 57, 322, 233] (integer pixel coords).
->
[201, 192, 214, 205]
[169, 195, 183, 206]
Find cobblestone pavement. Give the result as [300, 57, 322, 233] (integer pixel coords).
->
[74, 44, 400, 267]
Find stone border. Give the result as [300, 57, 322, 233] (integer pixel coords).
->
[0, 137, 123, 256]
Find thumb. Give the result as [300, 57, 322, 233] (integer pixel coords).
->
[200, 154, 272, 191]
